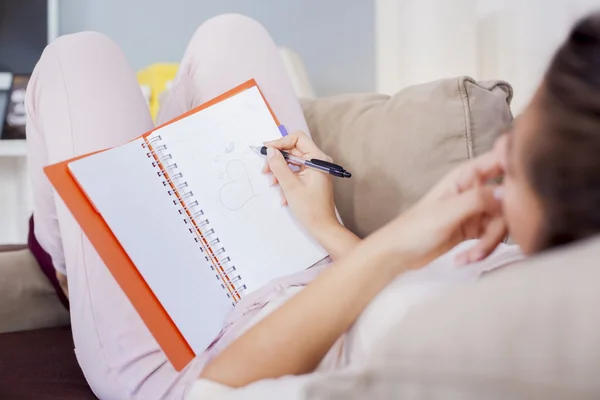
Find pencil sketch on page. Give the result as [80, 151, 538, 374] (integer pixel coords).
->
[219, 159, 256, 211]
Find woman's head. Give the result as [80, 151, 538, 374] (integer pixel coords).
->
[503, 12, 600, 254]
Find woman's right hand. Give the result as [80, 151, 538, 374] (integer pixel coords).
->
[264, 131, 360, 259]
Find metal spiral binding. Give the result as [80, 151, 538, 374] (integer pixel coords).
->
[142, 135, 247, 304]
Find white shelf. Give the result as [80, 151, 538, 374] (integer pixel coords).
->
[0, 140, 27, 157]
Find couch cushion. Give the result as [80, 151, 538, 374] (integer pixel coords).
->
[305, 236, 600, 399]
[303, 77, 513, 237]
[0, 248, 70, 334]
[0, 327, 95, 399]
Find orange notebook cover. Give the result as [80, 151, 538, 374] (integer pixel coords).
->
[44, 80, 280, 371]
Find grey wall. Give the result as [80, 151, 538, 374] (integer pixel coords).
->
[59, 0, 375, 96]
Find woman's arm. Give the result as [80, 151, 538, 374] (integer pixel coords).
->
[200, 184, 503, 387]
[200, 133, 506, 387]
[200, 227, 397, 386]
[311, 222, 361, 261]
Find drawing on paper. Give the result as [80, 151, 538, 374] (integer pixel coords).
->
[225, 141, 235, 154]
[214, 155, 221, 163]
[219, 160, 256, 211]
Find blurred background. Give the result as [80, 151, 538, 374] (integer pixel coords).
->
[58, 0, 600, 109]
[1, 0, 600, 243]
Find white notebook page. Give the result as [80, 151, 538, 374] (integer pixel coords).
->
[149, 86, 327, 292]
[68, 137, 232, 355]
[68, 86, 327, 355]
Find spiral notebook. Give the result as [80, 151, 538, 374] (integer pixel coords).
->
[45, 80, 327, 370]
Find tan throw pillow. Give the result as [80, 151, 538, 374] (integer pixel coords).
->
[302, 77, 513, 237]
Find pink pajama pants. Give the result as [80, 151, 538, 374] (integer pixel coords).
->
[26, 14, 320, 400]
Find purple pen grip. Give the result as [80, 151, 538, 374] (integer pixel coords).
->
[278, 125, 288, 137]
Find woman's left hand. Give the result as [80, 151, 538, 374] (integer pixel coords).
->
[420, 135, 507, 204]
[378, 183, 504, 271]
[375, 141, 508, 269]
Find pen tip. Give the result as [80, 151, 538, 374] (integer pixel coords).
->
[249, 145, 268, 156]
[249, 145, 260, 154]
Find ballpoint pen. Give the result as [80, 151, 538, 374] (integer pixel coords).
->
[250, 146, 351, 178]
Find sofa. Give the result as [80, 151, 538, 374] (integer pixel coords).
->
[2, 76, 599, 399]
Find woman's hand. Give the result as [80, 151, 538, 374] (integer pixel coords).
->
[378, 183, 504, 271]
[379, 139, 508, 268]
[420, 135, 507, 204]
[264, 131, 360, 259]
[263, 131, 336, 227]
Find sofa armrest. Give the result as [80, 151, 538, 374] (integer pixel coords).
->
[0, 248, 70, 333]
[0, 244, 28, 252]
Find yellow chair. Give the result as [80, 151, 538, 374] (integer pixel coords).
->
[137, 63, 179, 121]
[137, 47, 316, 121]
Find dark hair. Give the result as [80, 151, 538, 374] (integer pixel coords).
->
[530, 12, 600, 250]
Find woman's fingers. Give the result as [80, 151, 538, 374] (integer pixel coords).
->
[266, 147, 300, 194]
[264, 131, 307, 150]
[263, 160, 305, 177]
[422, 177, 506, 268]
[455, 215, 507, 265]
[422, 149, 505, 205]
[435, 185, 503, 242]
[494, 134, 509, 172]
[456, 151, 504, 192]
[478, 215, 507, 256]
[290, 148, 304, 158]
[470, 170, 485, 239]
[264, 131, 329, 159]
[454, 185, 506, 265]
[262, 162, 271, 174]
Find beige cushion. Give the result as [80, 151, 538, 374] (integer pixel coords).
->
[303, 77, 513, 237]
[306, 237, 600, 399]
[0, 249, 70, 333]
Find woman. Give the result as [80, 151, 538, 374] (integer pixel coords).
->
[27, 12, 600, 400]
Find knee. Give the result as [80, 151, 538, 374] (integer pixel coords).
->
[32, 31, 128, 86]
[41, 32, 122, 64]
[200, 13, 266, 32]
[192, 14, 272, 44]
[28, 31, 129, 115]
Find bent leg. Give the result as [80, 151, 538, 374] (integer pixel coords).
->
[157, 14, 310, 137]
[26, 15, 317, 399]
[26, 32, 204, 399]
